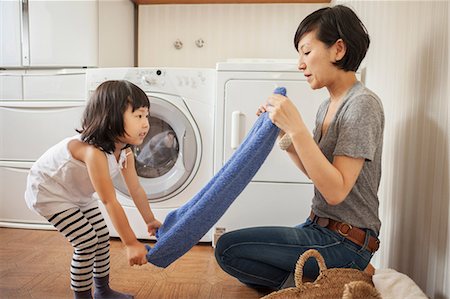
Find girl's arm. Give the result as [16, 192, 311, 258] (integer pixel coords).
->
[120, 148, 161, 236]
[71, 141, 148, 266]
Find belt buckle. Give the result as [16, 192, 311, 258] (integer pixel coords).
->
[374, 238, 381, 251]
[337, 223, 352, 236]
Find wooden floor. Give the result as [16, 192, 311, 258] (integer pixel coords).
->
[0, 228, 270, 299]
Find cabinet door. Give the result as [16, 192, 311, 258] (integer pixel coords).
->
[0, 71, 24, 100]
[0, 0, 22, 67]
[28, 0, 98, 67]
[0, 161, 48, 225]
[23, 70, 86, 100]
[0, 102, 85, 161]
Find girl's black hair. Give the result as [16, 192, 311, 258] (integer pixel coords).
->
[294, 5, 370, 72]
[77, 80, 150, 154]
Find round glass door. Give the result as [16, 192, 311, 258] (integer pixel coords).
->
[113, 95, 200, 202]
[134, 118, 179, 178]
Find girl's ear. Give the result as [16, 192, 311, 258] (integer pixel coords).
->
[333, 38, 346, 62]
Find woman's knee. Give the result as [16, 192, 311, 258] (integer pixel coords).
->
[214, 232, 230, 263]
[214, 230, 245, 268]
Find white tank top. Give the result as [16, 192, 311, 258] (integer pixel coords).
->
[25, 135, 128, 217]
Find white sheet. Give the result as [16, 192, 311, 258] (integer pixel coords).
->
[373, 268, 428, 299]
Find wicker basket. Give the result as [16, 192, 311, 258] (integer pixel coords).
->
[261, 249, 381, 299]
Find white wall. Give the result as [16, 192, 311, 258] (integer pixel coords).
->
[138, 3, 327, 67]
[334, 1, 449, 298]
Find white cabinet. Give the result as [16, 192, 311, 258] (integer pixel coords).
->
[0, 0, 22, 67]
[0, 0, 98, 68]
[0, 71, 24, 100]
[0, 69, 86, 229]
[0, 161, 48, 226]
[0, 102, 85, 161]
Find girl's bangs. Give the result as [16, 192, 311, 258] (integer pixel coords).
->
[128, 86, 150, 110]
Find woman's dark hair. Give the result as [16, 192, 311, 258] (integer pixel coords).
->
[77, 80, 150, 154]
[294, 5, 370, 72]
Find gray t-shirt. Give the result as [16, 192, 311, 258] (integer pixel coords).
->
[311, 81, 384, 235]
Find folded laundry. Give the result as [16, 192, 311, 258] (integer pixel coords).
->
[145, 87, 286, 268]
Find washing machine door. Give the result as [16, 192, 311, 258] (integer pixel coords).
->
[113, 94, 201, 203]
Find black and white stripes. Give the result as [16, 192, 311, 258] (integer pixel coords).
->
[46, 206, 110, 292]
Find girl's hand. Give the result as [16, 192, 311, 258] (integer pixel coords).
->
[147, 218, 162, 236]
[126, 241, 148, 266]
[265, 94, 305, 135]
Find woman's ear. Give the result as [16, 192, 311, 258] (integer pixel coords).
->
[334, 38, 346, 62]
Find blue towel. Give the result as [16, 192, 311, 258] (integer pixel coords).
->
[146, 87, 286, 268]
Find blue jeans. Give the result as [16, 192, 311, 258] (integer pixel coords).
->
[214, 219, 375, 290]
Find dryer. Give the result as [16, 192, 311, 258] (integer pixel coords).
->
[213, 60, 329, 241]
[86, 68, 215, 241]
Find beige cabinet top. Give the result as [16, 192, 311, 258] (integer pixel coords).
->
[132, 0, 329, 4]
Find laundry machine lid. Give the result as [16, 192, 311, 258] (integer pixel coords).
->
[216, 59, 299, 72]
[113, 94, 201, 203]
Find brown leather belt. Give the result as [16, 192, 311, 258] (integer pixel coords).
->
[309, 211, 380, 253]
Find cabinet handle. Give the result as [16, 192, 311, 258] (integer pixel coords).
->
[0, 72, 85, 76]
[0, 102, 85, 109]
[0, 74, 22, 77]
[231, 111, 243, 150]
[21, 0, 30, 66]
[0, 161, 33, 172]
[22, 72, 87, 76]
[0, 166, 30, 173]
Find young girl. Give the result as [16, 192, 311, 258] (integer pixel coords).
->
[215, 5, 383, 290]
[25, 80, 161, 299]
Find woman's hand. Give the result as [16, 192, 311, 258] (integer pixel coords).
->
[265, 94, 307, 135]
[256, 104, 268, 116]
[147, 218, 162, 236]
[126, 241, 148, 266]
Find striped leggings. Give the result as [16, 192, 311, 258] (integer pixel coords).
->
[46, 206, 110, 292]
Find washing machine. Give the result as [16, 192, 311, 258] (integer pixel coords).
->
[86, 68, 215, 241]
[212, 60, 330, 241]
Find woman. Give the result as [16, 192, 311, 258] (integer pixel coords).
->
[215, 5, 384, 290]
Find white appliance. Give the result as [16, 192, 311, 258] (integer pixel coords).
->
[0, 69, 87, 229]
[86, 68, 215, 241]
[0, 0, 98, 68]
[212, 60, 329, 239]
[0, 1, 98, 229]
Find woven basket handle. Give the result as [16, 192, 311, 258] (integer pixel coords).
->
[294, 249, 327, 287]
